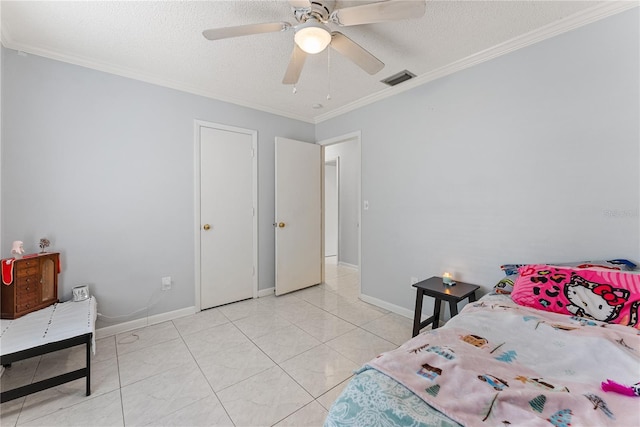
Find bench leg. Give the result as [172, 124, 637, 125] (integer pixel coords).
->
[86, 335, 91, 396]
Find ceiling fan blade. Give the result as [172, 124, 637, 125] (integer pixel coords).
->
[329, 32, 384, 75]
[282, 44, 308, 85]
[289, 0, 311, 8]
[203, 22, 291, 41]
[330, 0, 426, 26]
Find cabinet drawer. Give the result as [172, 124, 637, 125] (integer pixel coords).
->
[16, 265, 40, 279]
[16, 291, 38, 306]
[16, 281, 38, 296]
[16, 300, 38, 313]
[16, 259, 39, 272]
[16, 275, 38, 287]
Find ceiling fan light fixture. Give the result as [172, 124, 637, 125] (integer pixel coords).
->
[294, 20, 331, 54]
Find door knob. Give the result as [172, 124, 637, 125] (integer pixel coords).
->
[203, 224, 211, 231]
[278, 222, 286, 228]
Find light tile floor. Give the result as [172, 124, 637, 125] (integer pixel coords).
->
[0, 258, 414, 426]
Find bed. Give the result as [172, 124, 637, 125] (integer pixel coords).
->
[325, 263, 640, 427]
[0, 296, 97, 403]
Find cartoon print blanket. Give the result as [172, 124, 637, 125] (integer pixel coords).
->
[367, 294, 640, 427]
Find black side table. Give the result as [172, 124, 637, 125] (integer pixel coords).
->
[412, 276, 480, 337]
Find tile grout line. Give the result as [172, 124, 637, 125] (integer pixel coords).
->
[295, 286, 401, 349]
[204, 315, 350, 425]
[210, 313, 312, 426]
[10, 341, 121, 426]
[115, 325, 214, 425]
[172, 316, 237, 427]
[7, 266, 377, 426]
[209, 270, 361, 425]
[250, 291, 389, 424]
[115, 335, 127, 427]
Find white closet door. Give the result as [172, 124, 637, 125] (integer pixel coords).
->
[200, 126, 254, 308]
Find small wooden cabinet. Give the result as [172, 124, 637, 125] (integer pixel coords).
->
[1, 253, 59, 319]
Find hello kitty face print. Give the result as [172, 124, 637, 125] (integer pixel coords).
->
[510, 264, 640, 328]
[564, 274, 628, 322]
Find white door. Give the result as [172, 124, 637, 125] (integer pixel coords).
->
[200, 125, 255, 309]
[275, 137, 322, 295]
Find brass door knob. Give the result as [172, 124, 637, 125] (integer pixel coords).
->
[278, 222, 286, 228]
[203, 224, 211, 231]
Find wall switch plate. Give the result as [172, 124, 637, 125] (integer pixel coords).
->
[161, 276, 171, 290]
[363, 200, 369, 210]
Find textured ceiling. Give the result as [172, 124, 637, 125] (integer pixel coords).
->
[1, 1, 630, 123]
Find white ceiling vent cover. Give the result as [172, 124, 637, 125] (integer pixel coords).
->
[381, 70, 416, 86]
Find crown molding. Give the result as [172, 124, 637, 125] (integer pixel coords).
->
[313, 1, 639, 124]
[1, 1, 636, 125]
[0, 36, 316, 124]
[1, 18, 14, 47]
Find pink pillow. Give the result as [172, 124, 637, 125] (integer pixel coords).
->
[511, 264, 640, 328]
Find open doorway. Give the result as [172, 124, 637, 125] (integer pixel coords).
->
[324, 158, 339, 262]
[320, 132, 361, 296]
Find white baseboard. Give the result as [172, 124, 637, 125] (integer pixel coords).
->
[96, 305, 196, 339]
[96, 288, 276, 339]
[258, 287, 275, 298]
[359, 293, 414, 319]
[338, 261, 358, 270]
[359, 292, 442, 326]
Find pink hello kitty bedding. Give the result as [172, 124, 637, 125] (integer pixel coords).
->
[511, 265, 640, 328]
[366, 293, 640, 427]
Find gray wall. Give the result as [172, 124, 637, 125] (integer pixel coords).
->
[1, 48, 314, 325]
[324, 138, 360, 267]
[316, 9, 640, 318]
[2, 9, 638, 327]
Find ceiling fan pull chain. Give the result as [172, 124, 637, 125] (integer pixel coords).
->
[326, 48, 332, 101]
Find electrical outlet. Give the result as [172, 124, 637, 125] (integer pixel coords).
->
[410, 277, 419, 288]
[161, 276, 172, 291]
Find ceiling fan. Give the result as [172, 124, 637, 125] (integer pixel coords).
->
[202, 0, 426, 85]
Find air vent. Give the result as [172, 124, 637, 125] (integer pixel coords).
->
[381, 70, 416, 87]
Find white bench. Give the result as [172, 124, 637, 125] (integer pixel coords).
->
[0, 297, 96, 403]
